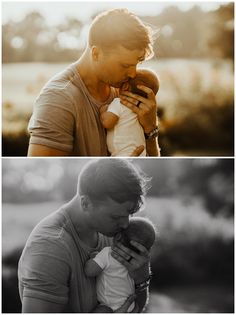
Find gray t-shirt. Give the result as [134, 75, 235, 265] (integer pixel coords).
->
[28, 63, 117, 156]
[18, 207, 112, 312]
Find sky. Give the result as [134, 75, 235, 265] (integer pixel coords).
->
[2, 1, 225, 25]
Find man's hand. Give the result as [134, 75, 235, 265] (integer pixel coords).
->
[111, 240, 150, 284]
[114, 294, 138, 313]
[120, 85, 158, 134]
[130, 145, 145, 156]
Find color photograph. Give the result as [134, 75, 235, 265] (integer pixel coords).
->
[2, 1, 234, 156]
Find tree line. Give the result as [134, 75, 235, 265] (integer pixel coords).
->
[2, 3, 234, 63]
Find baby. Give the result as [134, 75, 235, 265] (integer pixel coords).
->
[100, 69, 159, 156]
[84, 217, 157, 312]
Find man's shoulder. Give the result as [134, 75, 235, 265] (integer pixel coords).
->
[37, 63, 84, 105]
[25, 209, 71, 250]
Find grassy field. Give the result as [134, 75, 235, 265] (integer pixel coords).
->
[3, 197, 233, 254]
[148, 285, 234, 313]
[2, 59, 233, 116]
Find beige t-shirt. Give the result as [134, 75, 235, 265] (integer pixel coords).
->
[18, 207, 112, 312]
[28, 63, 117, 156]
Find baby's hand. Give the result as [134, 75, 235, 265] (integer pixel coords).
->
[89, 251, 99, 259]
[99, 104, 109, 114]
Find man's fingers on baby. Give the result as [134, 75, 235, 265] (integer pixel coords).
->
[121, 91, 146, 104]
[112, 252, 130, 268]
[120, 99, 139, 114]
[138, 101, 153, 111]
[137, 85, 155, 99]
[112, 245, 131, 260]
[112, 248, 129, 261]
[131, 240, 149, 254]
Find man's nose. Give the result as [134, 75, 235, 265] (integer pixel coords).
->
[127, 66, 136, 79]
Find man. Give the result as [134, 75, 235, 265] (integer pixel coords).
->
[27, 8, 161, 156]
[18, 159, 153, 312]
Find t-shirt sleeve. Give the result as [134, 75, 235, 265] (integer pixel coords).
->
[107, 98, 123, 118]
[18, 237, 70, 305]
[93, 247, 110, 270]
[28, 88, 75, 153]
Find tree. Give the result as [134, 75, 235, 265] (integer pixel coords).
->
[207, 3, 234, 59]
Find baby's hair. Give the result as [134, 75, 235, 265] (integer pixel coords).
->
[129, 69, 159, 98]
[118, 217, 157, 252]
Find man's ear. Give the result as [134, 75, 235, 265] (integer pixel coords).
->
[80, 195, 91, 210]
[91, 46, 100, 61]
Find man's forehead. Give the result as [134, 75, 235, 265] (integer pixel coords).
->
[114, 46, 145, 63]
[109, 199, 136, 215]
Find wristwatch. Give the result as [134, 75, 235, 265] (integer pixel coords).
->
[144, 127, 158, 140]
[135, 275, 152, 293]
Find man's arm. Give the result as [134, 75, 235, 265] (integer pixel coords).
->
[146, 138, 161, 157]
[135, 288, 148, 312]
[22, 296, 66, 313]
[28, 144, 70, 156]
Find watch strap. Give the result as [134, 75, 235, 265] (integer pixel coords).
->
[144, 127, 158, 140]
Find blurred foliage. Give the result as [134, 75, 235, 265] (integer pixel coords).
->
[2, 3, 234, 156]
[207, 3, 234, 59]
[2, 102, 30, 156]
[2, 159, 234, 218]
[2, 3, 234, 63]
[2, 12, 82, 63]
[2, 58, 234, 156]
[145, 197, 234, 287]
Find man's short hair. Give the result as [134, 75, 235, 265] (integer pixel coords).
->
[78, 159, 151, 213]
[89, 8, 154, 60]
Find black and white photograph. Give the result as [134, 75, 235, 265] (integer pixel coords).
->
[2, 158, 234, 313]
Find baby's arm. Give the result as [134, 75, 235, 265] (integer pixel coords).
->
[84, 258, 103, 277]
[100, 105, 119, 129]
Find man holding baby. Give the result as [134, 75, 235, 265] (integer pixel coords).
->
[18, 159, 157, 312]
[27, 8, 161, 157]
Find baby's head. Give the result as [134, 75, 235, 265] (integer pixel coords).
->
[120, 69, 159, 98]
[114, 217, 157, 252]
